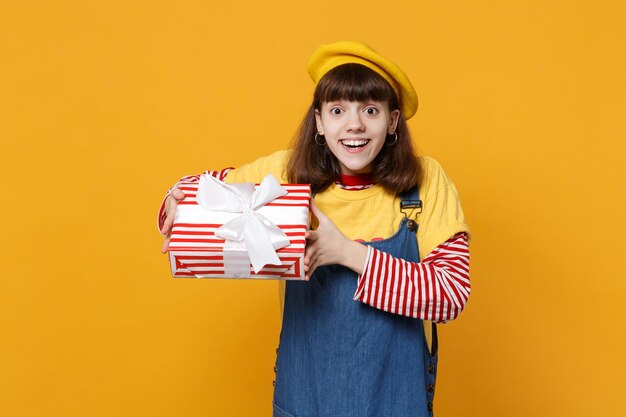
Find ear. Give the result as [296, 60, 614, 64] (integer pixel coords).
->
[388, 109, 400, 134]
[314, 108, 324, 134]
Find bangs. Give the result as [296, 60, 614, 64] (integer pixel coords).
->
[314, 64, 398, 106]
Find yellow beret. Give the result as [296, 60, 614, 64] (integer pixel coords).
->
[307, 41, 418, 119]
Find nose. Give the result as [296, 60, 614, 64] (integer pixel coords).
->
[346, 110, 365, 132]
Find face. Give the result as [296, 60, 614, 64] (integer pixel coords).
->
[315, 100, 400, 175]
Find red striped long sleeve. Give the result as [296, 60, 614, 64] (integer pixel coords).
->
[353, 232, 470, 323]
[157, 168, 234, 234]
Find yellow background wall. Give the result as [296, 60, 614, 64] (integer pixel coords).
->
[2, 1, 625, 416]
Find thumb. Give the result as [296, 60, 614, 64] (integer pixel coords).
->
[309, 199, 328, 224]
[171, 188, 186, 201]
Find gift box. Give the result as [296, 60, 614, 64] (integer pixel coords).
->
[168, 174, 310, 280]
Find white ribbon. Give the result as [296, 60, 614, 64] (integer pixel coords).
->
[196, 174, 290, 275]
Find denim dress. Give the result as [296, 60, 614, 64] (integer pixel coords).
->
[273, 188, 438, 417]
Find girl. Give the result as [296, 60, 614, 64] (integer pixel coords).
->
[159, 41, 470, 417]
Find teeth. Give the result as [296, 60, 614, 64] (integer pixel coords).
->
[341, 139, 368, 147]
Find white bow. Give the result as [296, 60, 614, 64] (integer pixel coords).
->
[196, 174, 290, 274]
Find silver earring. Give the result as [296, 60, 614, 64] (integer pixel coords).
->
[386, 132, 398, 145]
[314, 132, 326, 146]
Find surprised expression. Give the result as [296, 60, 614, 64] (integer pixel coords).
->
[315, 100, 400, 175]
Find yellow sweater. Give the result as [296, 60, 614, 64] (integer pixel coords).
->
[226, 150, 469, 351]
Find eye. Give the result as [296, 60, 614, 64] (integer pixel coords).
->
[330, 107, 343, 115]
[364, 107, 379, 115]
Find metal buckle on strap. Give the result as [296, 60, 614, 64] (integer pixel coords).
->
[400, 200, 422, 232]
[400, 200, 422, 213]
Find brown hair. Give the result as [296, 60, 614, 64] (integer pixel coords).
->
[286, 64, 422, 194]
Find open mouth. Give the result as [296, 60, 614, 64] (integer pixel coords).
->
[340, 139, 370, 149]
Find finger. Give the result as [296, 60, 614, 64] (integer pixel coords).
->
[305, 263, 317, 281]
[304, 251, 314, 268]
[161, 213, 175, 235]
[305, 240, 319, 259]
[161, 195, 181, 235]
[304, 249, 323, 280]
[165, 195, 181, 213]
[308, 251, 320, 271]
[161, 235, 171, 254]
[306, 259, 319, 280]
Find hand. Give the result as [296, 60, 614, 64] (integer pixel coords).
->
[160, 188, 186, 254]
[304, 200, 368, 280]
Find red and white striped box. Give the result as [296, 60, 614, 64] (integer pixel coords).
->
[168, 182, 310, 280]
